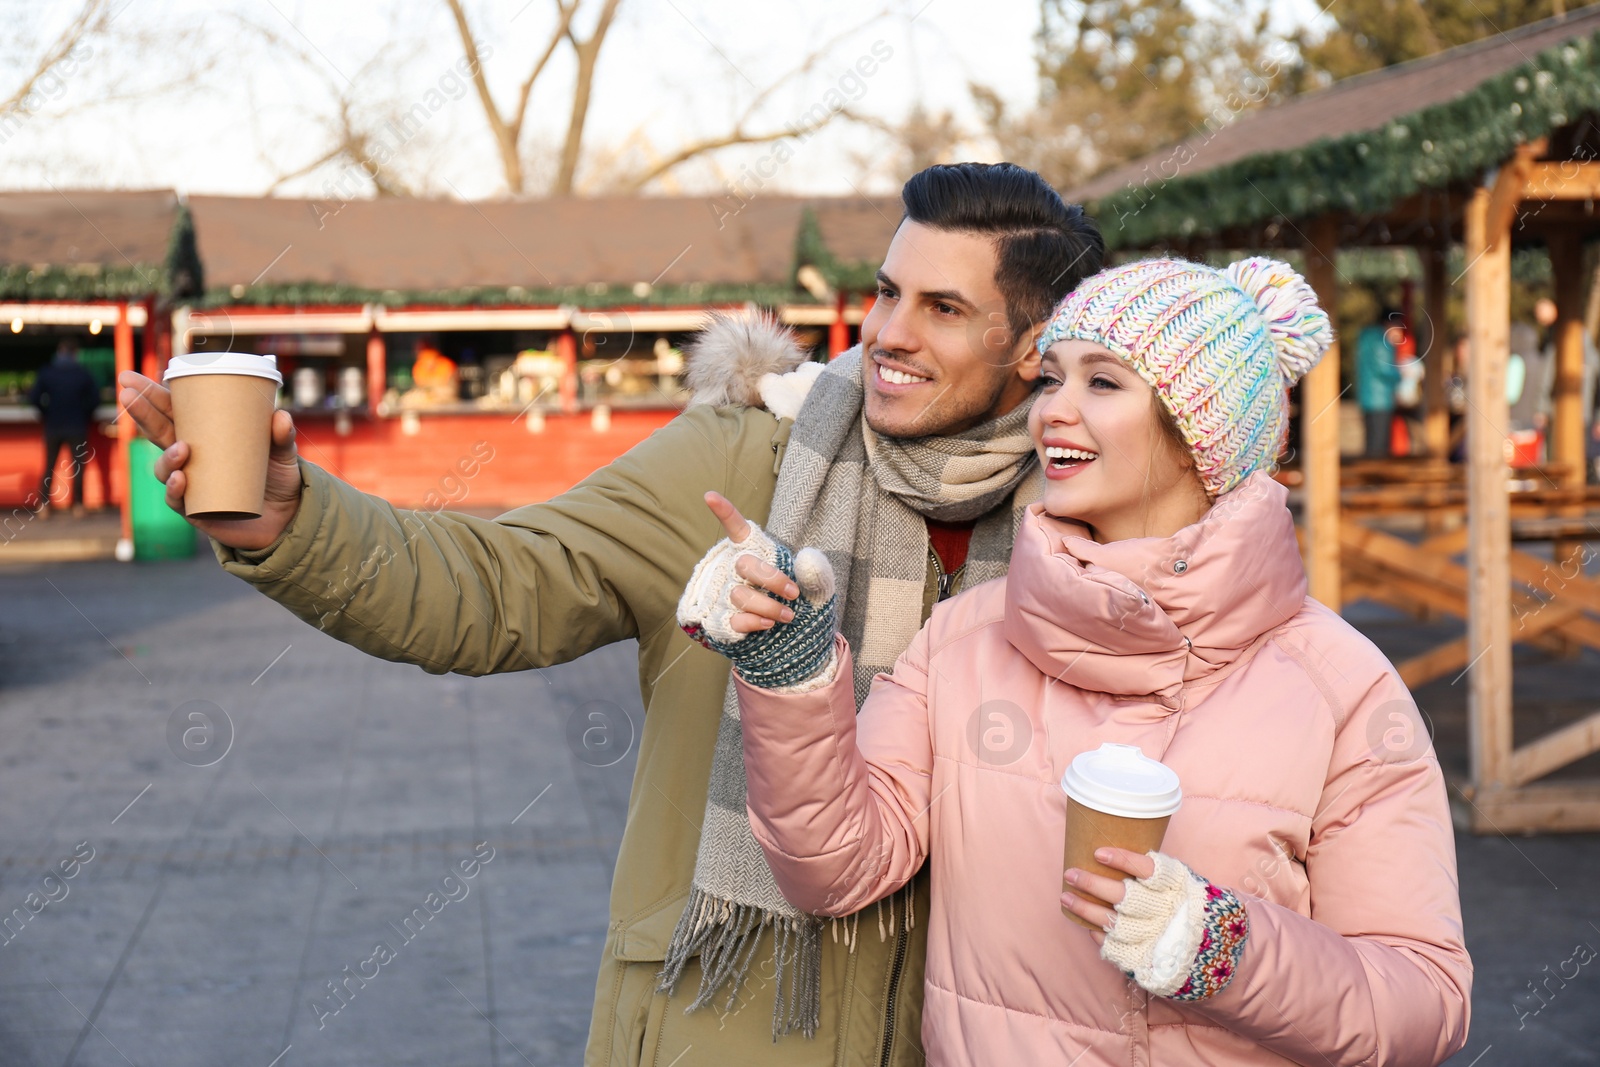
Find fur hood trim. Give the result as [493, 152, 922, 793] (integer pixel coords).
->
[685, 311, 809, 409]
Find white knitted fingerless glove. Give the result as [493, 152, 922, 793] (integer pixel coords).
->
[1099, 852, 1250, 1001]
[677, 520, 839, 689]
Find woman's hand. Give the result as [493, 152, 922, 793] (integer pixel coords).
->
[1061, 846, 1156, 946]
[1066, 848, 1250, 1002]
[703, 492, 801, 633]
[678, 491, 838, 689]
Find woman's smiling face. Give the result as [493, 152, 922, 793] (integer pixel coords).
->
[1028, 339, 1211, 543]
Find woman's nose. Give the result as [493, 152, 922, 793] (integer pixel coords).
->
[1035, 390, 1081, 425]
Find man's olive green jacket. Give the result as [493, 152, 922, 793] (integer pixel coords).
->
[214, 402, 939, 1067]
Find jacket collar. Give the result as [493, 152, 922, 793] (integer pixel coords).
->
[1001, 471, 1308, 708]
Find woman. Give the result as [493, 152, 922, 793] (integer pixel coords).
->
[677, 257, 1471, 1065]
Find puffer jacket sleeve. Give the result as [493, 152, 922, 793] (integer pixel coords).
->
[734, 632, 933, 916]
[212, 404, 765, 677]
[1188, 655, 1472, 1066]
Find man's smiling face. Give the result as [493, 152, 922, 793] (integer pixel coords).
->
[859, 220, 1042, 439]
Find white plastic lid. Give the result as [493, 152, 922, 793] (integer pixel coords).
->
[1060, 743, 1182, 818]
[164, 352, 283, 385]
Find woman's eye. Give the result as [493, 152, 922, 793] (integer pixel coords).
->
[1089, 375, 1118, 389]
[1040, 374, 1062, 388]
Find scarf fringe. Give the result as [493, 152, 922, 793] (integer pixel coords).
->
[657, 886, 824, 1040]
[659, 883, 920, 1041]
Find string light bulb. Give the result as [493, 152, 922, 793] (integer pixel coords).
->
[9, 318, 20, 333]
[89, 319, 102, 335]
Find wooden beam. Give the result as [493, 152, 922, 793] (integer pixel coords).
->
[1301, 216, 1343, 611]
[1486, 147, 1537, 240]
[1421, 528, 1469, 555]
[1464, 184, 1515, 791]
[1421, 244, 1452, 465]
[1548, 231, 1589, 573]
[1522, 161, 1600, 200]
[1458, 780, 1600, 834]
[1507, 546, 1600, 617]
[1509, 708, 1600, 787]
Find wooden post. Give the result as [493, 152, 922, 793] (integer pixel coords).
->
[557, 329, 578, 414]
[113, 301, 135, 550]
[1301, 216, 1343, 611]
[829, 290, 849, 359]
[365, 328, 387, 419]
[1422, 244, 1451, 460]
[1464, 184, 1514, 795]
[1548, 231, 1587, 571]
[139, 297, 160, 381]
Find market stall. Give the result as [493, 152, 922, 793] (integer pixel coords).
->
[1073, 7, 1600, 830]
[179, 193, 893, 508]
[0, 190, 194, 556]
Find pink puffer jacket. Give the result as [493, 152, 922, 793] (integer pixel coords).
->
[734, 471, 1471, 1066]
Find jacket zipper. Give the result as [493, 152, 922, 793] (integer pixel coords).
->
[878, 917, 908, 1067]
[929, 546, 965, 603]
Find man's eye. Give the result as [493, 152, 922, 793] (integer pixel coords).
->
[933, 303, 958, 316]
[877, 285, 896, 299]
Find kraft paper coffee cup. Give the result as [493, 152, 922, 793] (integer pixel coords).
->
[1060, 743, 1182, 929]
[163, 352, 283, 520]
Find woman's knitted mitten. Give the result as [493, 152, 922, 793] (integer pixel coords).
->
[678, 520, 838, 689]
[1100, 852, 1250, 1000]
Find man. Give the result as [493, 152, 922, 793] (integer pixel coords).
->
[118, 162, 1103, 1066]
[29, 338, 101, 517]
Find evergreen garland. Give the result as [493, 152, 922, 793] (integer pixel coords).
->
[0, 263, 168, 301]
[795, 207, 881, 291]
[1089, 29, 1600, 249]
[192, 280, 814, 311]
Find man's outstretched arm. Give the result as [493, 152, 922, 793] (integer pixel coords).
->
[118, 370, 763, 677]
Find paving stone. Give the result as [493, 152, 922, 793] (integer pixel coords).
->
[3, 552, 1599, 1065]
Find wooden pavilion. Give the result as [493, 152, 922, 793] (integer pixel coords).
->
[1071, 7, 1600, 831]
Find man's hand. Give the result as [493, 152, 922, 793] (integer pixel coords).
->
[117, 370, 304, 550]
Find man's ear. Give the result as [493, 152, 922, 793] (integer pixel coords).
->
[1013, 324, 1045, 383]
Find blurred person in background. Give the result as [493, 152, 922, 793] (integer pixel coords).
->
[1532, 297, 1600, 480]
[27, 338, 99, 518]
[1356, 307, 1402, 458]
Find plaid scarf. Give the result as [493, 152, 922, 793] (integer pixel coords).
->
[658, 347, 1043, 1037]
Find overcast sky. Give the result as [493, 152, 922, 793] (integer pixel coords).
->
[3, 0, 1327, 200]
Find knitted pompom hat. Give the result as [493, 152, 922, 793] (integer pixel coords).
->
[1035, 256, 1334, 498]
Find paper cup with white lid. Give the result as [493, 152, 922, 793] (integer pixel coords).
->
[163, 352, 283, 520]
[1060, 742, 1182, 928]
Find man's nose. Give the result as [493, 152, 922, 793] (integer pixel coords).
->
[873, 301, 919, 355]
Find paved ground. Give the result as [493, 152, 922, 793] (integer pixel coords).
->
[0, 548, 1596, 1066]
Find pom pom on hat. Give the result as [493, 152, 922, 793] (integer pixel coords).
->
[1223, 257, 1332, 387]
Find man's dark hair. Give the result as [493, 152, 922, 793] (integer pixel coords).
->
[900, 162, 1104, 347]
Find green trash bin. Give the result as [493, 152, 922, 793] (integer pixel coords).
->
[129, 436, 198, 560]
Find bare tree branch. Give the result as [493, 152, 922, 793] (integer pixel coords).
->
[553, 0, 624, 195]
[444, 0, 578, 194]
[600, 11, 890, 194]
[0, 0, 111, 114]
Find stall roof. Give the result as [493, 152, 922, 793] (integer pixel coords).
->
[189, 193, 902, 307]
[1072, 5, 1600, 248]
[0, 189, 191, 299]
